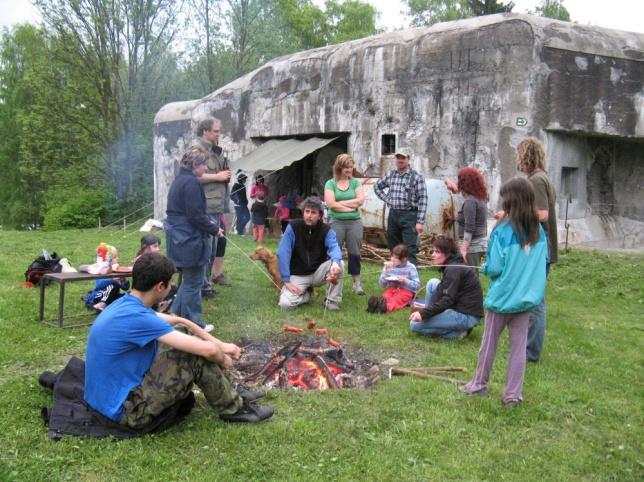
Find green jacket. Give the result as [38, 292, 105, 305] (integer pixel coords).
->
[192, 136, 230, 213]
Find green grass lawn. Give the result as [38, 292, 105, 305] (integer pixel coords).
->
[0, 228, 642, 481]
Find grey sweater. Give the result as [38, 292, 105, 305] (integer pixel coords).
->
[456, 195, 487, 242]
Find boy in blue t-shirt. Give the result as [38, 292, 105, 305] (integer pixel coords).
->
[84, 252, 273, 427]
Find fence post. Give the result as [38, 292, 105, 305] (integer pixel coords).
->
[123, 216, 126, 231]
[564, 195, 571, 251]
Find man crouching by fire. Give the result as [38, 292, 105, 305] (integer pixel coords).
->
[84, 252, 273, 427]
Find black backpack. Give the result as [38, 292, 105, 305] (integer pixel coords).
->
[25, 252, 63, 286]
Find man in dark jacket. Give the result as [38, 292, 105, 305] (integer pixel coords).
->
[276, 197, 343, 310]
[409, 237, 483, 339]
[165, 146, 219, 331]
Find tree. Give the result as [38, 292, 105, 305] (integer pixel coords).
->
[35, 0, 184, 207]
[404, 0, 469, 27]
[188, 0, 223, 91]
[404, 0, 514, 27]
[275, 0, 328, 50]
[533, 0, 570, 21]
[465, 0, 514, 15]
[324, 0, 379, 44]
[0, 25, 107, 228]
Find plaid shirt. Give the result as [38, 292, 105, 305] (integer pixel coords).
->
[374, 167, 428, 224]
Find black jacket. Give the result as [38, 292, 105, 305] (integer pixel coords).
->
[289, 219, 331, 276]
[420, 253, 484, 319]
[166, 168, 218, 235]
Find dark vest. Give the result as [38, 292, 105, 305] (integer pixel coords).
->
[289, 219, 330, 276]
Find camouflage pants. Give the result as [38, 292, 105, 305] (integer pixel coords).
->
[120, 343, 243, 429]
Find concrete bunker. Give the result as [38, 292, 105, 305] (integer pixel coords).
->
[154, 13, 644, 250]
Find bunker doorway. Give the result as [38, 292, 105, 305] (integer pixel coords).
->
[231, 135, 348, 206]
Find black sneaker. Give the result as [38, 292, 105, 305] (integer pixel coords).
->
[237, 387, 266, 402]
[220, 400, 274, 423]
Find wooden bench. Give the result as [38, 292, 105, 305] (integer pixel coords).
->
[39, 271, 133, 328]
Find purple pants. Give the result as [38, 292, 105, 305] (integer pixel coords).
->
[462, 311, 530, 403]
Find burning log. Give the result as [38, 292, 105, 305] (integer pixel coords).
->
[314, 355, 339, 389]
[260, 342, 303, 385]
[389, 367, 466, 385]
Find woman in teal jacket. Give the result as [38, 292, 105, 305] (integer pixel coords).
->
[461, 177, 547, 406]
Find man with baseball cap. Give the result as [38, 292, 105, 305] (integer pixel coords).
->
[374, 147, 428, 265]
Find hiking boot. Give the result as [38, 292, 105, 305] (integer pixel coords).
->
[219, 400, 274, 423]
[237, 387, 266, 402]
[212, 274, 232, 286]
[503, 399, 521, 408]
[325, 299, 340, 311]
[366, 296, 387, 314]
[353, 281, 365, 295]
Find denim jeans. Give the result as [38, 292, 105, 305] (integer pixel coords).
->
[527, 263, 550, 362]
[410, 278, 480, 339]
[234, 205, 250, 235]
[171, 265, 206, 328]
[202, 213, 226, 291]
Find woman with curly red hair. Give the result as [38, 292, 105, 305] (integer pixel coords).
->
[445, 167, 488, 266]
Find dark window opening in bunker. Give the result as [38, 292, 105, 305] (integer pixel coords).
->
[561, 167, 579, 200]
[381, 134, 396, 155]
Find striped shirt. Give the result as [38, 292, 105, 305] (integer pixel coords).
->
[374, 168, 428, 224]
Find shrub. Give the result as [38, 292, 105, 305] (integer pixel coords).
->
[43, 188, 108, 230]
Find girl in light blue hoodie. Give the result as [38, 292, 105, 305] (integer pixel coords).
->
[461, 177, 547, 406]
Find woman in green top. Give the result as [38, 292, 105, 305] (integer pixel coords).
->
[324, 154, 365, 295]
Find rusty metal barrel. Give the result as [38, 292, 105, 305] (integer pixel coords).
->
[357, 178, 456, 246]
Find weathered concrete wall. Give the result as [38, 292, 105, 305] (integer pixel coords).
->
[154, 13, 644, 248]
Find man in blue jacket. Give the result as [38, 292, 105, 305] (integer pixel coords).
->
[277, 197, 344, 310]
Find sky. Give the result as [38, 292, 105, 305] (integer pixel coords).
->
[1, 0, 643, 34]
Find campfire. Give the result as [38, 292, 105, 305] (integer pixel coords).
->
[234, 325, 379, 391]
[244, 340, 353, 390]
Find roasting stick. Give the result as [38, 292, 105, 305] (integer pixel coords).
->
[413, 366, 468, 372]
[389, 367, 466, 385]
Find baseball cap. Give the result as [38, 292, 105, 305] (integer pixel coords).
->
[394, 147, 412, 158]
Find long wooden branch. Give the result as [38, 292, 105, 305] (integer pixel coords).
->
[389, 367, 466, 385]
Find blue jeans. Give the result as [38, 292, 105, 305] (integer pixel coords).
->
[202, 213, 226, 291]
[410, 279, 480, 339]
[527, 263, 550, 362]
[234, 205, 250, 235]
[171, 265, 206, 328]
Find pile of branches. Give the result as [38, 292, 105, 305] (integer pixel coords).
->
[357, 234, 441, 268]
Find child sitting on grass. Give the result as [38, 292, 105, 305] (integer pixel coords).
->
[367, 244, 420, 314]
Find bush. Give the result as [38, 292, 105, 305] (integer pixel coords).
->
[43, 188, 108, 230]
